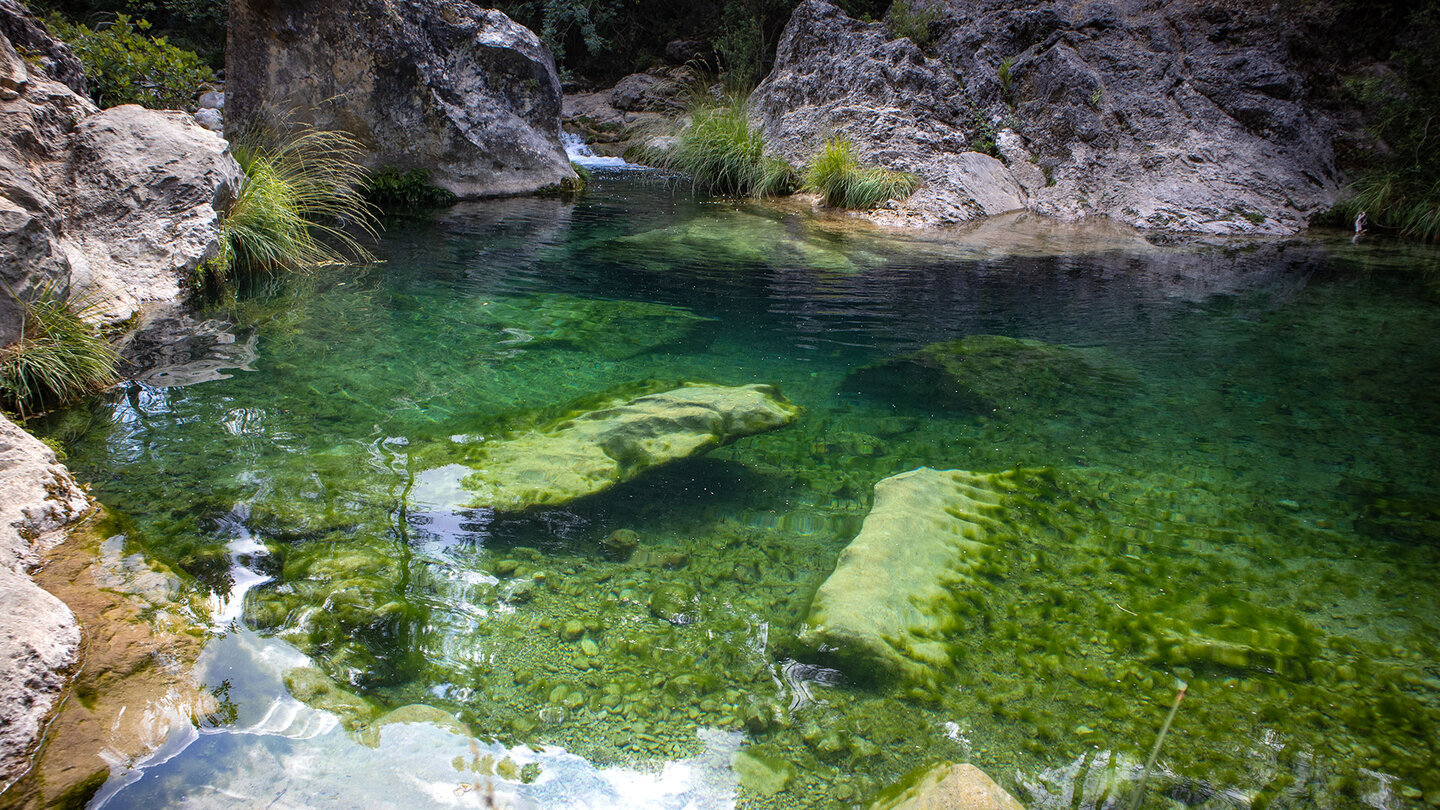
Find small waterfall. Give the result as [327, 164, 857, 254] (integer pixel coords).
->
[562, 131, 640, 170]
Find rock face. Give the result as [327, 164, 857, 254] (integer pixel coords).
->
[752, 0, 1339, 235]
[751, 1, 1025, 226]
[797, 467, 1017, 685]
[227, 0, 575, 198]
[462, 383, 800, 511]
[0, 3, 241, 338]
[872, 762, 1026, 810]
[0, 414, 90, 786]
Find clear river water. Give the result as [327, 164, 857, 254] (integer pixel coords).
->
[28, 168, 1440, 809]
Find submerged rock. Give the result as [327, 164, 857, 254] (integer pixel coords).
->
[461, 383, 800, 511]
[842, 335, 1129, 418]
[797, 467, 1020, 685]
[603, 208, 890, 274]
[479, 294, 717, 360]
[872, 762, 1025, 810]
[732, 745, 796, 798]
[227, 0, 574, 198]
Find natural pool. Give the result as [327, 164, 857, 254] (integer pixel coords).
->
[27, 170, 1440, 809]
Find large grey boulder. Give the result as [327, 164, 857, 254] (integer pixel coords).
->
[0, 4, 241, 336]
[227, 0, 575, 198]
[59, 105, 241, 323]
[751, 1, 1025, 226]
[0, 414, 89, 786]
[753, 0, 1339, 235]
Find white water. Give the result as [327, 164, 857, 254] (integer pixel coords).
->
[562, 131, 641, 170]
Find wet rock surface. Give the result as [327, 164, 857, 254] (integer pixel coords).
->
[872, 762, 1025, 810]
[0, 415, 89, 787]
[227, 0, 574, 198]
[461, 383, 801, 511]
[752, 0, 1339, 235]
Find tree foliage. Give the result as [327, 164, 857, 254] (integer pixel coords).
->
[44, 12, 212, 109]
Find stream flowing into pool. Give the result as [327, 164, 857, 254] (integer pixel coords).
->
[31, 170, 1440, 809]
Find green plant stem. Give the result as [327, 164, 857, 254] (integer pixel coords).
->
[1127, 680, 1188, 810]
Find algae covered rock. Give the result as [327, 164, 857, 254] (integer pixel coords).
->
[462, 384, 800, 511]
[478, 294, 716, 360]
[797, 468, 1021, 685]
[872, 762, 1025, 810]
[843, 335, 1128, 417]
[603, 209, 888, 274]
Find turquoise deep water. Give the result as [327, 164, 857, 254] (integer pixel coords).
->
[36, 171, 1440, 809]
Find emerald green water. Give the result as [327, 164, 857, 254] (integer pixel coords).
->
[38, 174, 1440, 808]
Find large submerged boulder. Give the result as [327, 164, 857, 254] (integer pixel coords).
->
[0, 415, 90, 784]
[752, 0, 1338, 235]
[871, 762, 1026, 810]
[227, 0, 575, 198]
[797, 467, 1018, 686]
[0, 3, 240, 335]
[842, 334, 1130, 418]
[461, 383, 800, 511]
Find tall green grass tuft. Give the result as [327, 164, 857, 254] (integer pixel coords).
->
[217, 128, 379, 277]
[1336, 170, 1440, 242]
[647, 103, 798, 197]
[804, 138, 921, 209]
[0, 285, 119, 418]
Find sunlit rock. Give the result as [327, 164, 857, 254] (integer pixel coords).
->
[461, 383, 800, 511]
[797, 467, 1023, 686]
[872, 762, 1025, 810]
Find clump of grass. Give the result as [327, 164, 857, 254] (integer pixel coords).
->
[804, 138, 920, 209]
[886, 0, 940, 51]
[215, 128, 379, 278]
[363, 167, 458, 209]
[646, 103, 798, 197]
[0, 284, 119, 418]
[1336, 170, 1440, 242]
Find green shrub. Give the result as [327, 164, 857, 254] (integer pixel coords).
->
[885, 0, 939, 51]
[45, 13, 212, 109]
[804, 137, 920, 209]
[216, 128, 379, 277]
[0, 285, 119, 418]
[362, 168, 458, 209]
[647, 102, 797, 197]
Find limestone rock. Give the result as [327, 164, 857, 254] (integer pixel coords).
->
[0, 0, 85, 96]
[478, 294, 717, 360]
[751, 1, 1023, 226]
[227, 0, 575, 198]
[797, 468, 1018, 685]
[59, 105, 241, 323]
[1, 15, 240, 336]
[842, 335, 1130, 418]
[0, 415, 89, 786]
[462, 383, 800, 511]
[754, 0, 1339, 235]
[872, 762, 1025, 810]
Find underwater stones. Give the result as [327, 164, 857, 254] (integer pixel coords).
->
[601, 529, 639, 559]
[480, 295, 717, 360]
[843, 335, 1128, 418]
[732, 745, 796, 798]
[605, 209, 888, 274]
[283, 667, 379, 730]
[1114, 595, 1320, 677]
[559, 620, 585, 642]
[461, 384, 800, 511]
[798, 467, 1021, 685]
[648, 582, 698, 625]
[871, 762, 1025, 810]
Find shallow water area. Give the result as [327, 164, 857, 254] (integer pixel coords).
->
[27, 168, 1440, 809]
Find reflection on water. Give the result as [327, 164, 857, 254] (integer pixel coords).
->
[29, 167, 1440, 809]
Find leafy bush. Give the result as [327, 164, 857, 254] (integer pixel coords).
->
[45, 13, 212, 109]
[804, 137, 920, 209]
[885, 0, 939, 51]
[216, 128, 379, 277]
[363, 168, 458, 209]
[644, 102, 797, 197]
[0, 285, 119, 418]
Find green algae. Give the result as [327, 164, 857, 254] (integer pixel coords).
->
[31, 181, 1440, 809]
